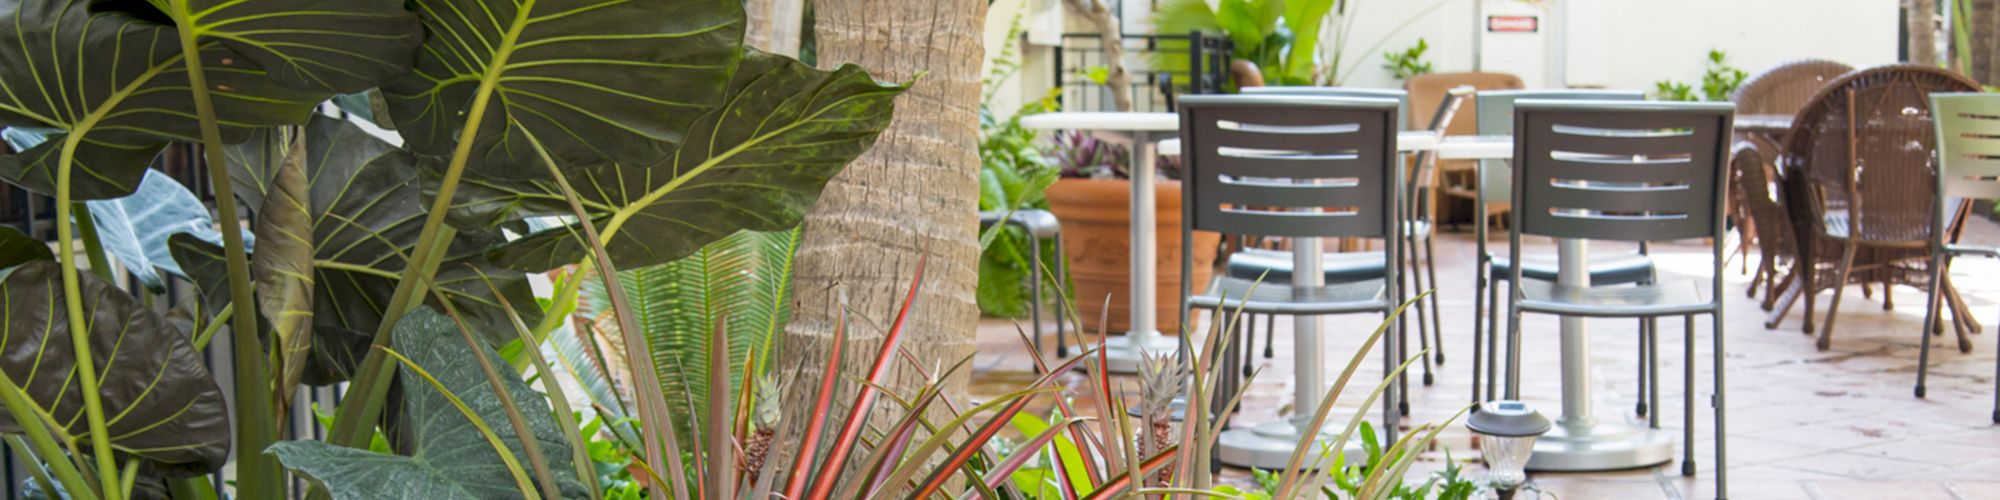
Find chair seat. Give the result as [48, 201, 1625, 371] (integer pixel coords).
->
[1946, 243, 2000, 258]
[1189, 276, 1389, 315]
[1226, 249, 1387, 283]
[1490, 253, 1656, 285]
[1515, 279, 1714, 318]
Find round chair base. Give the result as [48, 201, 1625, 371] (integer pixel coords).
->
[1095, 332, 1183, 374]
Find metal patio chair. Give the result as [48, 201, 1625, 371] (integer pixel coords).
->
[1498, 100, 1734, 499]
[1175, 94, 1405, 445]
[977, 210, 1070, 362]
[1469, 89, 1662, 417]
[1914, 92, 2000, 423]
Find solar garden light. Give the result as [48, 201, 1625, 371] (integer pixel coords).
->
[1467, 400, 1551, 500]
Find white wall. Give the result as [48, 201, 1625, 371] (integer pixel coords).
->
[1324, 0, 1900, 91]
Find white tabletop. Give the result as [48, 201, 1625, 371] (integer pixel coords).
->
[1019, 112, 1177, 132]
[1153, 131, 1454, 157]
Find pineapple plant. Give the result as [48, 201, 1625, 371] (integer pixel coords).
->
[1136, 350, 1187, 486]
[741, 374, 783, 481]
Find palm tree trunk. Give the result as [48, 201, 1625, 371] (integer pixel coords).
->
[1912, 0, 1940, 65]
[1969, 0, 1999, 83]
[1066, 0, 1133, 111]
[744, 0, 805, 56]
[779, 0, 986, 476]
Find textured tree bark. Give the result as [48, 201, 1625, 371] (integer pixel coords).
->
[1066, 0, 1133, 111]
[1969, 0, 1999, 83]
[778, 0, 986, 479]
[744, 0, 805, 56]
[1911, 0, 1940, 65]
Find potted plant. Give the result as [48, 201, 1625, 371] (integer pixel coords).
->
[1044, 131, 1219, 335]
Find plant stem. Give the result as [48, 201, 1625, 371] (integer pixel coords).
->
[71, 203, 112, 281]
[54, 133, 125, 500]
[326, 0, 544, 453]
[166, 12, 279, 497]
[0, 372, 97, 500]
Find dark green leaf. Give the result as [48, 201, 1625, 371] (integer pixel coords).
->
[251, 128, 315, 394]
[85, 169, 248, 293]
[0, 261, 230, 476]
[462, 50, 905, 271]
[269, 308, 586, 499]
[382, 0, 745, 177]
[0, 226, 49, 270]
[0, 0, 325, 199]
[177, 116, 543, 385]
[177, 0, 423, 93]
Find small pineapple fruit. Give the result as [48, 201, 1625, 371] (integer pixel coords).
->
[741, 375, 782, 480]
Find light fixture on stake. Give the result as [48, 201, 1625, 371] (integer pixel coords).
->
[1468, 400, 1551, 499]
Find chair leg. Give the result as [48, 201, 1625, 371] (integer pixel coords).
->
[1802, 261, 1818, 334]
[1637, 318, 1650, 417]
[1490, 276, 1506, 400]
[1397, 308, 1413, 416]
[1817, 244, 1859, 351]
[1712, 312, 1728, 500]
[1404, 231, 1434, 387]
[1883, 278, 1895, 311]
[1649, 317, 1661, 430]
[1917, 251, 1945, 399]
[1263, 314, 1275, 359]
[1683, 314, 1697, 477]
[1426, 232, 1445, 366]
[1472, 267, 1486, 405]
[1383, 310, 1402, 448]
[1243, 313, 1256, 378]
[1055, 237, 1069, 358]
[1505, 295, 1525, 400]
[1029, 232, 1044, 362]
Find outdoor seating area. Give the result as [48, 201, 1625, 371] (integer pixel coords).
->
[0, 0, 1997, 499]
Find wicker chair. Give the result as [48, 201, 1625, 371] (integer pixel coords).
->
[1730, 142, 1796, 312]
[1780, 64, 1982, 350]
[1405, 72, 1524, 226]
[1729, 60, 1851, 288]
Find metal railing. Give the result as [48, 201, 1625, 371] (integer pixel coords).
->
[1054, 31, 1232, 112]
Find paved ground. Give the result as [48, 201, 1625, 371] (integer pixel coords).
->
[969, 217, 2000, 499]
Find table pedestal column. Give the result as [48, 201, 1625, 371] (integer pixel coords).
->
[1526, 239, 1673, 471]
[1100, 131, 1178, 372]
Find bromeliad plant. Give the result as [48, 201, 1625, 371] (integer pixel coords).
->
[0, 0, 908, 498]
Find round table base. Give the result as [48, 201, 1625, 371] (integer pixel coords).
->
[1525, 421, 1675, 471]
[1217, 420, 1367, 470]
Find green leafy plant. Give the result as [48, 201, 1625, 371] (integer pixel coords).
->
[1383, 38, 1435, 81]
[1152, 0, 1460, 87]
[1653, 49, 1748, 102]
[0, 0, 907, 498]
[978, 16, 1066, 318]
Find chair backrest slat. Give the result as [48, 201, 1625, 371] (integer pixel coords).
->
[1180, 95, 1400, 239]
[1475, 89, 1645, 203]
[1513, 100, 1735, 242]
[1932, 93, 2000, 201]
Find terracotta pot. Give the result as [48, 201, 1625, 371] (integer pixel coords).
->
[1045, 178, 1220, 335]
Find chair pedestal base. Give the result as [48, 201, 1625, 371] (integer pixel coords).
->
[1216, 420, 1368, 470]
[1525, 421, 1674, 471]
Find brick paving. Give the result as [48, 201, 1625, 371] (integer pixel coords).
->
[970, 218, 2000, 499]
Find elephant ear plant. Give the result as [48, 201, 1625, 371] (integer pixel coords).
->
[0, 0, 908, 498]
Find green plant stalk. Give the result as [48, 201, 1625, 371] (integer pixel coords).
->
[380, 347, 542, 500]
[117, 458, 138, 499]
[72, 203, 113, 281]
[0, 372, 97, 500]
[166, 476, 220, 500]
[53, 132, 126, 500]
[164, 16, 278, 498]
[327, 0, 546, 453]
[479, 272, 601, 499]
[192, 304, 231, 351]
[5, 436, 57, 497]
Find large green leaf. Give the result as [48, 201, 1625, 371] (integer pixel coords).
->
[382, 0, 745, 177]
[269, 308, 586, 499]
[175, 116, 543, 385]
[1280, 0, 1336, 84]
[453, 50, 904, 271]
[171, 0, 423, 93]
[577, 227, 797, 446]
[0, 226, 50, 270]
[0, 0, 326, 199]
[0, 261, 230, 477]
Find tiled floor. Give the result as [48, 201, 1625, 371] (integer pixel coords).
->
[969, 217, 2000, 499]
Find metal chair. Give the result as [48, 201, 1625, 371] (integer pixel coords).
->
[1915, 93, 2000, 422]
[1498, 100, 1734, 499]
[1407, 72, 1526, 225]
[977, 210, 1070, 360]
[1175, 94, 1405, 446]
[1469, 89, 1661, 416]
[1228, 87, 1466, 394]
